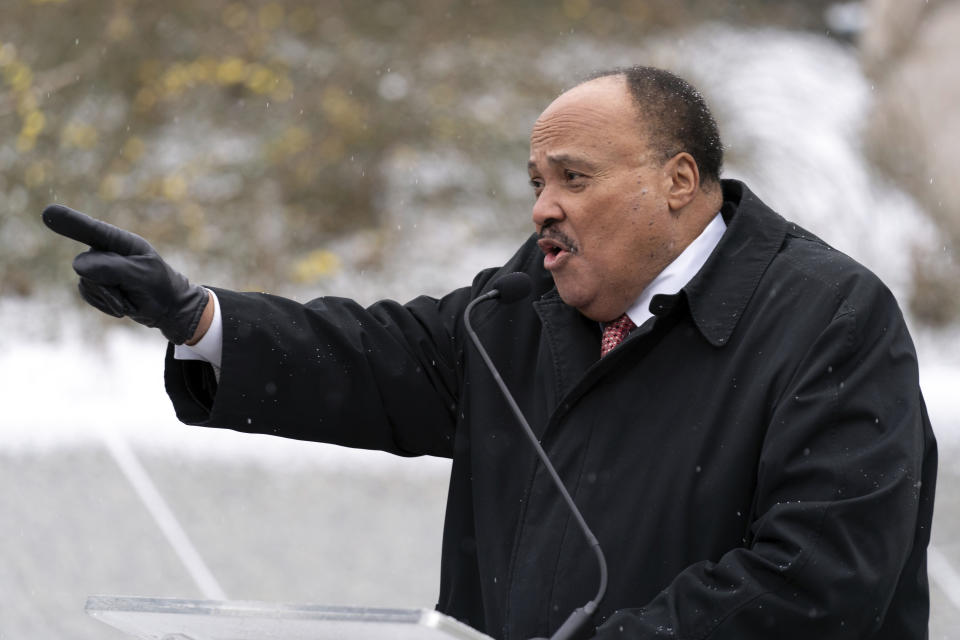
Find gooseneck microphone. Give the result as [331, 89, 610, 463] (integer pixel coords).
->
[464, 272, 608, 640]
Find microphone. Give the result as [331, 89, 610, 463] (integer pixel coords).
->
[464, 272, 608, 640]
[491, 271, 532, 304]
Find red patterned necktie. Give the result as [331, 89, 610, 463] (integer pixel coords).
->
[600, 313, 636, 357]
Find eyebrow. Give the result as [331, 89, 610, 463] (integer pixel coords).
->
[528, 153, 599, 173]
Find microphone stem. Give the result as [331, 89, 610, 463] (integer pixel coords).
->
[464, 294, 608, 638]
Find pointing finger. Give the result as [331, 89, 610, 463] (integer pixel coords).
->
[42, 204, 152, 256]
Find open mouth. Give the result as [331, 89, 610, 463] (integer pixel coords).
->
[537, 235, 576, 269]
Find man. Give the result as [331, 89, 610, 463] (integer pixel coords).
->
[45, 66, 936, 639]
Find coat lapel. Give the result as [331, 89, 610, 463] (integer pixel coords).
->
[533, 291, 600, 425]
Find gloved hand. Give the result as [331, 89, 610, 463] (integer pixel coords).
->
[42, 204, 209, 345]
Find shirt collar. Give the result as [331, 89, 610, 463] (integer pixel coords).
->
[624, 211, 727, 328]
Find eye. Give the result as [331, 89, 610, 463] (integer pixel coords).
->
[529, 177, 544, 193]
[563, 169, 588, 189]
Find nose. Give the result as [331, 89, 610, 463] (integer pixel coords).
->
[531, 186, 564, 231]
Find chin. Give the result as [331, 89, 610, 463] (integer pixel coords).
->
[559, 286, 625, 323]
[556, 284, 601, 320]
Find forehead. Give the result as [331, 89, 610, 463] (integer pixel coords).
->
[529, 76, 648, 162]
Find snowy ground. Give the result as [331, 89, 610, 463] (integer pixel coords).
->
[0, 322, 453, 639]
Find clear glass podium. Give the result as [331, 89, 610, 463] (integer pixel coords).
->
[86, 595, 494, 640]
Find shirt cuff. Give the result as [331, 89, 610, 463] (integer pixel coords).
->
[173, 289, 223, 374]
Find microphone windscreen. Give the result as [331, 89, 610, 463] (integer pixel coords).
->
[493, 272, 532, 303]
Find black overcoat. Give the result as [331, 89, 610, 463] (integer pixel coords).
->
[166, 180, 937, 639]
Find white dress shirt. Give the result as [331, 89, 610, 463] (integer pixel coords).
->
[622, 211, 726, 328]
[173, 287, 223, 376]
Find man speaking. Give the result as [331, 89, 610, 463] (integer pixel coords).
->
[44, 66, 936, 639]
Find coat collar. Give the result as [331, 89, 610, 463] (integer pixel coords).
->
[678, 179, 788, 347]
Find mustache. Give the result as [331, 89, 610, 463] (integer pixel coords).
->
[537, 224, 579, 254]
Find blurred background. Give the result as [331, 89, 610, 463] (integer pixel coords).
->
[1, 0, 959, 637]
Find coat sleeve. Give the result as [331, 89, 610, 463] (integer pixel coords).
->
[594, 284, 936, 638]
[163, 280, 486, 458]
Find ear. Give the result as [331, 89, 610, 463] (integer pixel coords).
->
[665, 152, 700, 212]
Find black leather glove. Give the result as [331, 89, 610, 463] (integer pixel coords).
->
[42, 204, 209, 345]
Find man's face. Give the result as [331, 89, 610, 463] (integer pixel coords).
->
[528, 76, 683, 322]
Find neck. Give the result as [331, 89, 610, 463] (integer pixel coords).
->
[676, 183, 723, 248]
